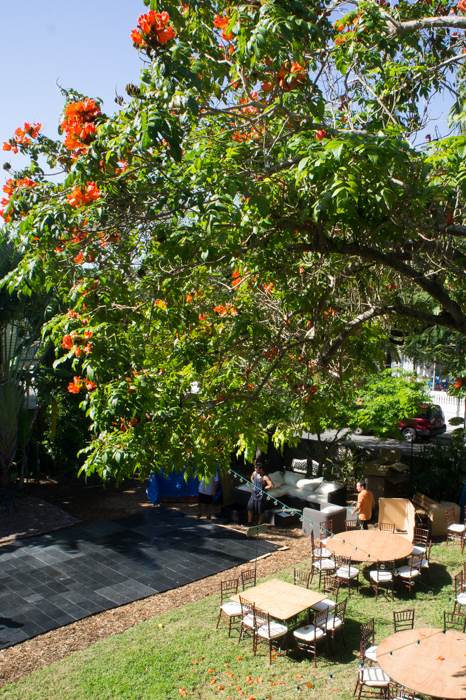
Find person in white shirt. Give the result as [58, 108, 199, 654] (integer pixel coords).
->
[197, 473, 219, 519]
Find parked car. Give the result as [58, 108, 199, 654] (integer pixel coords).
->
[353, 403, 447, 442]
[399, 404, 446, 442]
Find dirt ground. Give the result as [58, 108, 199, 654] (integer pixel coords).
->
[0, 474, 317, 687]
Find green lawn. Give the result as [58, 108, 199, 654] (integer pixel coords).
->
[0, 541, 462, 700]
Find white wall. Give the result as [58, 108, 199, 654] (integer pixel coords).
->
[429, 390, 464, 425]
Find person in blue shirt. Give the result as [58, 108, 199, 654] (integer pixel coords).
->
[247, 463, 274, 525]
[197, 473, 219, 520]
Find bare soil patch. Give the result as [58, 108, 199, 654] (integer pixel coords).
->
[0, 475, 312, 687]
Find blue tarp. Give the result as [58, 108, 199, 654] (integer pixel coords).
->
[146, 466, 221, 506]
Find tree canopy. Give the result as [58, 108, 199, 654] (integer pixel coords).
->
[1, 0, 465, 479]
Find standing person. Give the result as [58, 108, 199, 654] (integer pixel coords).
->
[197, 472, 219, 520]
[247, 463, 274, 526]
[352, 480, 374, 530]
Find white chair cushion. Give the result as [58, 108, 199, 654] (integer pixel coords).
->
[326, 615, 342, 631]
[369, 571, 393, 582]
[336, 566, 359, 579]
[421, 558, 429, 568]
[313, 558, 336, 571]
[312, 597, 336, 611]
[395, 566, 420, 578]
[294, 624, 326, 642]
[361, 666, 390, 686]
[456, 593, 466, 606]
[221, 602, 242, 616]
[257, 621, 287, 640]
[313, 546, 331, 558]
[448, 523, 466, 533]
[365, 645, 378, 662]
[242, 613, 255, 628]
[411, 545, 426, 555]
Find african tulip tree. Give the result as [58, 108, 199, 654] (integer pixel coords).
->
[2, 0, 466, 478]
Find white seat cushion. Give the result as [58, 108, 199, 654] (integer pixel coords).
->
[369, 571, 393, 582]
[396, 566, 420, 578]
[326, 615, 342, 631]
[421, 558, 429, 568]
[257, 621, 287, 640]
[336, 566, 359, 579]
[313, 558, 336, 571]
[313, 546, 331, 558]
[365, 645, 378, 662]
[448, 523, 466, 533]
[411, 545, 426, 555]
[312, 597, 335, 611]
[361, 666, 390, 686]
[456, 593, 466, 606]
[294, 624, 326, 642]
[221, 602, 242, 616]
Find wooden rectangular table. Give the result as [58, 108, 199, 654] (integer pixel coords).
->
[232, 579, 326, 621]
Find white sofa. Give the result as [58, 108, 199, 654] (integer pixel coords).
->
[230, 470, 346, 511]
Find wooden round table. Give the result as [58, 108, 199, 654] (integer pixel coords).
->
[377, 628, 466, 699]
[325, 530, 413, 563]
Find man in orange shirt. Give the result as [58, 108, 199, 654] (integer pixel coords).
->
[352, 481, 374, 530]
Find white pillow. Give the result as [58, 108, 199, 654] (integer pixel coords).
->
[296, 477, 324, 492]
[313, 481, 342, 496]
[283, 471, 302, 487]
[268, 471, 284, 487]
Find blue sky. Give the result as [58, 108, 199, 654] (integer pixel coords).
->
[0, 0, 145, 183]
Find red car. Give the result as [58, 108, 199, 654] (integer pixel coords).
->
[400, 404, 446, 442]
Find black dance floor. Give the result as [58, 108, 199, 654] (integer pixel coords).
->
[0, 508, 277, 649]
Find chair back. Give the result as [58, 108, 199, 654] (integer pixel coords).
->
[444, 610, 466, 632]
[291, 458, 308, 474]
[241, 568, 256, 590]
[322, 573, 341, 600]
[423, 541, 432, 565]
[253, 606, 270, 632]
[378, 522, 395, 533]
[220, 578, 239, 604]
[360, 618, 375, 646]
[294, 568, 311, 589]
[393, 609, 415, 632]
[345, 520, 358, 531]
[413, 527, 429, 547]
[313, 606, 329, 633]
[335, 554, 352, 570]
[333, 597, 347, 624]
[376, 560, 395, 577]
[319, 520, 333, 540]
[239, 594, 254, 616]
[410, 553, 423, 573]
[446, 506, 456, 527]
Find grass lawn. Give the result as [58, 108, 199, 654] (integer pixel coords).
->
[0, 541, 462, 700]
